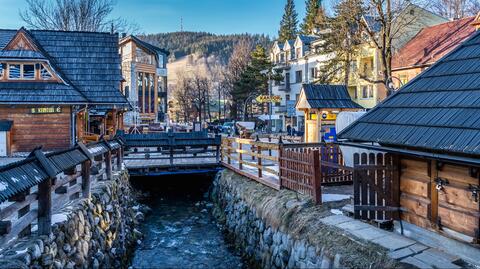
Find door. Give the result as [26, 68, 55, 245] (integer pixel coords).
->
[306, 120, 317, 142]
[0, 131, 7, 157]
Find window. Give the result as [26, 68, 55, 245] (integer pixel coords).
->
[124, 86, 130, 99]
[137, 72, 144, 113]
[144, 73, 150, 113]
[286, 94, 290, 101]
[295, 70, 302, 83]
[149, 74, 155, 113]
[285, 72, 290, 86]
[9, 64, 21, 79]
[136, 48, 153, 64]
[23, 64, 35, 79]
[310, 68, 317, 80]
[40, 64, 53, 79]
[0, 63, 4, 79]
[295, 48, 301, 58]
[361, 85, 374, 99]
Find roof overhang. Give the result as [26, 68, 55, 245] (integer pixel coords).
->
[336, 141, 480, 167]
[296, 87, 310, 109]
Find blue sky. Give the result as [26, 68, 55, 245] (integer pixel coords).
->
[0, 0, 321, 37]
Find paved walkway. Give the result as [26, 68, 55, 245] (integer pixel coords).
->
[320, 215, 466, 269]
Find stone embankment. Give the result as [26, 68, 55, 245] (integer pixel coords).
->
[211, 170, 399, 269]
[0, 170, 147, 269]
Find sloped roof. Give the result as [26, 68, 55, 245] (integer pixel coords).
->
[0, 28, 128, 106]
[298, 35, 318, 45]
[392, 16, 476, 70]
[0, 50, 46, 59]
[129, 35, 169, 56]
[300, 84, 363, 109]
[339, 30, 480, 156]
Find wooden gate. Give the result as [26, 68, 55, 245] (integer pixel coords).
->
[353, 153, 400, 221]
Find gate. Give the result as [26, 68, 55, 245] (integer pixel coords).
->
[353, 152, 400, 221]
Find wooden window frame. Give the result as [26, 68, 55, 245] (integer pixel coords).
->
[0, 62, 58, 82]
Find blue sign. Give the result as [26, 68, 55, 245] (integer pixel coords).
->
[286, 100, 297, 117]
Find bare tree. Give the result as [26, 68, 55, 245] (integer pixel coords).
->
[427, 0, 480, 19]
[20, 0, 138, 33]
[223, 38, 253, 119]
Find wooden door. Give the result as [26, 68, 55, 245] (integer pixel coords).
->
[353, 153, 400, 221]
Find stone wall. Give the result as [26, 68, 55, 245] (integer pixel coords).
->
[0, 170, 146, 269]
[211, 170, 399, 269]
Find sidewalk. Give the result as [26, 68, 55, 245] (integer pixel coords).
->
[319, 214, 476, 268]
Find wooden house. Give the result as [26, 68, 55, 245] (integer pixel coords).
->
[296, 84, 363, 143]
[0, 28, 129, 154]
[119, 35, 169, 126]
[339, 29, 480, 246]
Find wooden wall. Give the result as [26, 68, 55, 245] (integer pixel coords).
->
[0, 106, 71, 153]
[400, 156, 480, 241]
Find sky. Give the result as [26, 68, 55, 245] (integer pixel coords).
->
[0, 0, 318, 37]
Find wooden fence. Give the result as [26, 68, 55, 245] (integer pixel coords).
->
[0, 138, 124, 246]
[353, 153, 400, 221]
[221, 137, 353, 204]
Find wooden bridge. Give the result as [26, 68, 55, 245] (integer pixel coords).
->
[119, 131, 222, 176]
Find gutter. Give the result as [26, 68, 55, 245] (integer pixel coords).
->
[335, 141, 480, 167]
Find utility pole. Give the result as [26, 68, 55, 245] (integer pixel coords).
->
[180, 17, 184, 32]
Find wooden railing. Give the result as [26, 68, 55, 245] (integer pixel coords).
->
[0, 138, 124, 247]
[221, 137, 281, 190]
[221, 137, 353, 204]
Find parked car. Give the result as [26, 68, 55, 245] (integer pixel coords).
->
[221, 122, 234, 134]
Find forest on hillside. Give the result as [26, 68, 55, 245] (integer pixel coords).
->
[138, 32, 272, 64]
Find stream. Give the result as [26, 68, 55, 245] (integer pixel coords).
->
[129, 173, 246, 269]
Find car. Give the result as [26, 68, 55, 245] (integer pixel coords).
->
[221, 122, 234, 134]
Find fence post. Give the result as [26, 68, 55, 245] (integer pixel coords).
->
[168, 130, 174, 166]
[238, 141, 243, 170]
[215, 135, 221, 164]
[312, 149, 322, 205]
[227, 139, 231, 165]
[258, 145, 262, 178]
[81, 160, 92, 198]
[33, 149, 56, 236]
[278, 136, 284, 189]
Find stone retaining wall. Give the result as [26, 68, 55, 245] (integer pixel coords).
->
[211, 170, 399, 269]
[0, 170, 146, 269]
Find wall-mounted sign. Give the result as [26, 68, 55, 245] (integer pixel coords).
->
[30, 106, 62, 114]
[256, 95, 282, 103]
[321, 112, 337, 121]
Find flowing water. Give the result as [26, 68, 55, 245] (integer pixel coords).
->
[130, 173, 245, 269]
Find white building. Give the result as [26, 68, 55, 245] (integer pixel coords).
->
[269, 35, 328, 133]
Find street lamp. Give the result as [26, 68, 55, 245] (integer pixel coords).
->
[260, 70, 273, 134]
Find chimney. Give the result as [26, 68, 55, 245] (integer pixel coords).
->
[471, 12, 480, 30]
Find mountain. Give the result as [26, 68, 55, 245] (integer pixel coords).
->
[138, 31, 272, 64]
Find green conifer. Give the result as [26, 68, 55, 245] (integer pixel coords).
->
[278, 0, 299, 42]
[300, 0, 322, 35]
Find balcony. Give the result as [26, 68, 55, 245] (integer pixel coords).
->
[278, 84, 291, 92]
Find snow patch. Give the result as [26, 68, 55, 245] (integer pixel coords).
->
[330, 209, 343, 215]
[322, 194, 351, 202]
[52, 213, 68, 224]
[15, 248, 28, 255]
[0, 182, 7, 191]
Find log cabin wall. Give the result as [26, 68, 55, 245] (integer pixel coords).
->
[399, 156, 480, 243]
[0, 106, 71, 153]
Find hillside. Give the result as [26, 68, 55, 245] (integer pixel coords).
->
[138, 31, 271, 64]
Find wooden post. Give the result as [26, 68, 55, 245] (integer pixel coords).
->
[105, 150, 112, 180]
[238, 141, 243, 170]
[37, 177, 52, 235]
[430, 159, 439, 228]
[258, 145, 262, 178]
[227, 139, 231, 165]
[116, 148, 122, 170]
[278, 136, 284, 188]
[312, 149, 322, 204]
[353, 153, 360, 219]
[33, 149, 56, 236]
[82, 160, 92, 199]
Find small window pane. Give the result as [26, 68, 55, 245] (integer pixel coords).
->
[9, 64, 20, 79]
[23, 64, 35, 79]
[40, 65, 52, 79]
[0, 63, 4, 79]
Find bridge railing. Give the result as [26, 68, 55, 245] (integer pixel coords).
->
[0, 138, 124, 247]
[221, 137, 353, 204]
[120, 131, 222, 172]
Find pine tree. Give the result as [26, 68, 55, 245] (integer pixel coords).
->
[278, 0, 299, 42]
[300, 0, 322, 35]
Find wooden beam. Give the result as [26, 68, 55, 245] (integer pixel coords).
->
[105, 150, 112, 180]
[81, 160, 91, 199]
[37, 177, 52, 235]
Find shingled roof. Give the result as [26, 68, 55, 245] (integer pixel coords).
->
[0, 28, 128, 106]
[339, 29, 480, 157]
[297, 84, 363, 109]
[392, 16, 476, 70]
